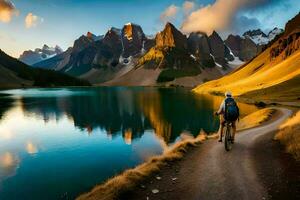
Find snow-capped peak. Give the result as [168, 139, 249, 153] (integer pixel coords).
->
[243, 29, 269, 45]
[267, 27, 284, 41]
[242, 28, 282, 45]
[19, 44, 63, 65]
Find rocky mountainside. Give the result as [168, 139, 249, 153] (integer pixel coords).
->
[194, 12, 300, 102]
[108, 23, 229, 86]
[225, 34, 258, 61]
[270, 15, 300, 61]
[121, 23, 153, 58]
[208, 31, 234, 66]
[19, 45, 63, 65]
[243, 29, 268, 45]
[34, 47, 73, 71]
[225, 28, 283, 61]
[138, 23, 195, 69]
[187, 32, 214, 66]
[139, 23, 235, 70]
[36, 24, 154, 82]
[243, 28, 283, 45]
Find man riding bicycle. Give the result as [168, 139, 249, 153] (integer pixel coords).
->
[215, 91, 240, 143]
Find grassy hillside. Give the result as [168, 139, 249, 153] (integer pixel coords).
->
[193, 15, 300, 103]
[194, 50, 300, 98]
[0, 50, 90, 88]
[275, 110, 300, 160]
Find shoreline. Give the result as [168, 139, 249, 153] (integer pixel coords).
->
[124, 108, 298, 200]
[76, 133, 207, 200]
[76, 107, 282, 200]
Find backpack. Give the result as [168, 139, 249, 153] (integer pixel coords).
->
[224, 98, 239, 121]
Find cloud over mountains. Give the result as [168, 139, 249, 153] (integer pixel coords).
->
[0, 0, 18, 23]
[176, 0, 294, 35]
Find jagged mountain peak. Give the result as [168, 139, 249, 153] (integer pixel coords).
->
[243, 27, 283, 45]
[86, 31, 96, 39]
[55, 45, 63, 52]
[210, 30, 219, 36]
[155, 22, 187, 49]
[42, 44, 50, 50]
[121, 23, 148, 58]
[72, 34, 95, 53]
[19, 44, 63, 65]
[104, 28, 122, 43]
[86, 31, 104, 41]
[243, 29, 267, 38]
[124, 22, 139, 27]
[267, 27, 284, 41]
[108, 27, 121, 36]
[165, 22, 175, 28]
[122, 23, 144, 41]
[209, 30, 222, 38]
[243, 29, 268, 45]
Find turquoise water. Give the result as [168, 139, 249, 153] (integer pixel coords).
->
[0, 87, 257, 200]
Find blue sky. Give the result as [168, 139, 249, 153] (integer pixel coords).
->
[0, 0, 299, 58]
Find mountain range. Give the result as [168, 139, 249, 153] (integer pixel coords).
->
[19, 45, 63, 65]
[20, 22, 282, 87]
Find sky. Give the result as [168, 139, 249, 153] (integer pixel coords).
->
[0, 0, 299, 58]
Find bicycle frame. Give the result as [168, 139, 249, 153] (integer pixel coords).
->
[224, 121, 233, 151]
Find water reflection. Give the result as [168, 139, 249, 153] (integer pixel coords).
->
[25, 142, 38, 154]
[1, 87, 257, 144]
[0, 152, 20, 182]
[0, 87, 258, 199]
[0, 94, 14, 120]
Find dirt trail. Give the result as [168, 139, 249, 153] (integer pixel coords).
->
[126, 108, 300, 200]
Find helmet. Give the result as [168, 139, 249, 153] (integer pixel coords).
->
[225, 91, 232, 97]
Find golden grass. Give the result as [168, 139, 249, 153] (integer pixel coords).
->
[76, 133, 207, 200]
[275, 111, 300, 160]
[237, 108, 276, 130]
[193, 48, 300, 100]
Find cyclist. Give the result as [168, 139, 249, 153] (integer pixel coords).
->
[215, 91, 239, 143]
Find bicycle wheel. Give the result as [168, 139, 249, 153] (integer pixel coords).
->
[224, 125, 232, 151]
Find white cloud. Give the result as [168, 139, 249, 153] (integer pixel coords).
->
[183, 1, 195, 15]
[0, 0, 18, 23]
[25, 13, 43, 28]
[181, 0, 265, 35]
[160, 4, 179, 23]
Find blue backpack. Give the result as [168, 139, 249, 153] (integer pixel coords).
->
[224, 98, 239, 121]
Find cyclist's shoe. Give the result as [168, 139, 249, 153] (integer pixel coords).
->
[218, 139, 222, 142]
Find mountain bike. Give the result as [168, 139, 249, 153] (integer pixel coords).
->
[223, 121, 234, 151]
